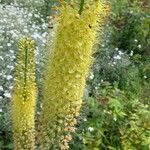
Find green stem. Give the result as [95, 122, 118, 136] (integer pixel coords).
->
[24, 44, 28, 101]
[79, 0, 85, 15]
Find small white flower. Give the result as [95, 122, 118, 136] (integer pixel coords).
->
[0, 96, 3, 99]
[88, 127, 94, 132]
[28, 13, 32, 17]
[35, 61, 39, 64]
[0, 109, 2, 113]
[95, 86, 98, 90]
[118, 51, 123, 55]
[130, 51, 133, 56]
[42, 40, 46, 44]
[114, 55, 121, 60]
[42, 32, 48, 38]
[7, 65, 14, 70]
[0, 86, 3, 91]
[7, 43, 11, 47]
[115, 47, 119, 51]
[23, 29, 29, 33]
[0, 56, 3, 60]
[34, 14, 39, 18]
[42, 23, 47, 29]
[9, 86, 13, 90]
[107, 111, 112, 114]
[89, 73, 94, 80]
[134, 39, 138, 42]
[138, 44, 141, 48]
[40, 104, 43, 108]
[130, 10, 133, 14]
[98, 83, 100, 86]
[89, 75, 94, 80]
[6, 54, 10, 57]
[114, 117, 117, 121]
[83, 118, 87, 122]
[9, 50, 14, 53]
[6, 75, 13, 80]
[11, 56, 16, 59]
[4, 92, 11, 98]
[113, 61, 116, 65]
[144, 76, 147, 79]
[12, 33, 18, 38]
[37, 111, 40, 115]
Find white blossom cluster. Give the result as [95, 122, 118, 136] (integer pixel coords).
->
[112, 48, 131, 67]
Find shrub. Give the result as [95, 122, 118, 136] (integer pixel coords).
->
[70, 83, 150, 149]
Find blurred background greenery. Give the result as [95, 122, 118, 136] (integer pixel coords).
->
[0, 0, 149, 149]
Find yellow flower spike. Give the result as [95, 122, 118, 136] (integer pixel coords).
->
[39, 1, 109, 149]
[12, 38, 36, 150]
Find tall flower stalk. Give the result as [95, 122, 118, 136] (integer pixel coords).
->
[12, 38, 36, 150]
[39, 1, 109, 149]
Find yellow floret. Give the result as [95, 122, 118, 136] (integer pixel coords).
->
[39, 1, 109, 149]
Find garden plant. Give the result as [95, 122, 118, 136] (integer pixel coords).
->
[0, 0, 149, 150]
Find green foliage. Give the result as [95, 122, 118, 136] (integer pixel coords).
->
[85, 1, 150, 146]
[110, 0, 150, 61]
[89, 0, 150, 95]
[70, 83, 150, 149]
[0, 108, 12, 150]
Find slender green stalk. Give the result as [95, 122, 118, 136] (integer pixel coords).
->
[79, 0, 85, 15]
